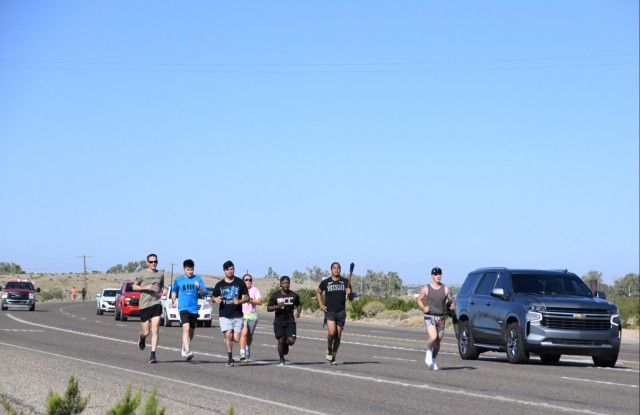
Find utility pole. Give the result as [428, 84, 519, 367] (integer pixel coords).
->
[78, 255, 92, 292]
[168, 263, 177, 287]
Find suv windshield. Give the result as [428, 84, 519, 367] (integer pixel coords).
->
[511, 273, 592, 297]
[103, 290, 119, 297]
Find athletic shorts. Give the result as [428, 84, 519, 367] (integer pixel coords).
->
[140, 304, 162, 322]
[219, 316, 244, 333]
[424, 314, 445, 334]
[179, 310, 198, 327]
[273, 320, 297, 339]
[244, 318, 258, 335]
[325, 309, 346, 328]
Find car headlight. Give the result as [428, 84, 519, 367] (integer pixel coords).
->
[1, 293, 7, 299]
[527, 304, 547, 313]
[608, 303, 619, 314]
[29, 293, 35, 300]
[201, 303, 212, 311]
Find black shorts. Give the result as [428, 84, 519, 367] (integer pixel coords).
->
[179, 310, 198, 327]
[273, 320, 297, 339]
[140, 304, 162, 322]
[325, 309, 346, 328]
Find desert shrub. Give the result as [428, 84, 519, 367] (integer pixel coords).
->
[106, 384, 164, 415]
[40, 288, 65, 301]
[610, 296, 640, 328]
[362, 300, 386, 317]
[45, 374, 88, 415]
[402, 308, 423, 318]
[382, 296, 419, 312]
[376, 310, 403, 320]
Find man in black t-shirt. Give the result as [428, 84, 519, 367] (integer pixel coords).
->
[316, 262, 352, 365]
[212, 260, 249, 367]
[267, 276, 301, 366]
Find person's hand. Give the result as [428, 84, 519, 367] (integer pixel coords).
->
[423, 305, 430, 313]
[346, 287, 351, 296]
[214, 296, 222, 304]
[320, 304, 327, 312]
[295, 311, 301, 319]
[171, 300, 176, 308]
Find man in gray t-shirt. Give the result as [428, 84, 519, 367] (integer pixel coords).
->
[133, 253, 165, 363]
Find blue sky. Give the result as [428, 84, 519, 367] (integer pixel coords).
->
[1, 1, 638, 286]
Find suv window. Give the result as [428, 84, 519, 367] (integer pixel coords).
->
[103, 290, 119, 297]
[5, 282, 34, 290]
[476, 272, 498, 295]
[459, 272, 481, 295]
[125, 283, 134, 292]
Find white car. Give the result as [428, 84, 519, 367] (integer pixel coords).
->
[160, 286, 213, 327]
[96, 288, 119, 315]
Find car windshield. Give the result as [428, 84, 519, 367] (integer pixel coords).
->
[512, 274, 592, 297]
[104, 290, 119, 297]
[125, 284, 134, 292]
[5, 282, 34, 290]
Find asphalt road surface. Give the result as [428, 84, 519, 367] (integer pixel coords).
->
[1, 302, 638, 415]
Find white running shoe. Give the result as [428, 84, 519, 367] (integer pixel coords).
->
[425, 349, 433, 367]
[432, 359, 438, 371]
[181, 344, 186, 357]
[239, 350, 246, 361]
[185, 351, 194, 361]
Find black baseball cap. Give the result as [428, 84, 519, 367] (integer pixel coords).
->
[280, 275, 290, 283]
[431, 267, 442, 275]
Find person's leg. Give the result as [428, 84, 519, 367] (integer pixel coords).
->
[149, 315, 161, 352]
[224, 330, 233, 353]
[325, 319, 337, 359]
[140, 319, 150, 339]
[182, 322, 191, 352]
[240, 321, 248, 351]
[332, 325, 343, 356]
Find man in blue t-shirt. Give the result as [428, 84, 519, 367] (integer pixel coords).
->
[171, 259, 208, 361]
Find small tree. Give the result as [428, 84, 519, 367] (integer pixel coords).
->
[45, 374, 89, 415]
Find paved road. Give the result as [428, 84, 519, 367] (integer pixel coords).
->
[1, 302, 638, 415]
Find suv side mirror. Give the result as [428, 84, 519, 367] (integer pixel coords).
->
[594, 290, 607, 300]
[491, 287, 509, 300]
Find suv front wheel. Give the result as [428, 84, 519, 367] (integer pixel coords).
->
[506, 322, 529, 364]
[592, 354, 618, 368]
[458, 320, 479, 360]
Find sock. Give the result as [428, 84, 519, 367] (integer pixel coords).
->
[228, 352, 232, 359]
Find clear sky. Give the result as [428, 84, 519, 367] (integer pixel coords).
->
[1, 1, 638, 286]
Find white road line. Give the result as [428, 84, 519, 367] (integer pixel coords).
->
[373, 355, 416, 362]
[561, 376, 638, 388]
[286, 365, 609, 415]
[0, 340, 329, 415]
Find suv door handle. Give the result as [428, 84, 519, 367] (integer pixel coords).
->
[486, 302, 492, 306]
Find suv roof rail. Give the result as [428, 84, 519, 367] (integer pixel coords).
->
[472, 267, 508, 272]
[549, 268, 569, 273]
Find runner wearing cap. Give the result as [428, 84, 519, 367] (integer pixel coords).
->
[267, 276, 301, 366]
[416, 266, 456, 371]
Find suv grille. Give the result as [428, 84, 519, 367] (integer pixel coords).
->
[541, 311, 612, 330]
[130, 298, 139, 306]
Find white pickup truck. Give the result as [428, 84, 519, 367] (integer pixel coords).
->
[160, 286, 213, 327]
[96, 287, 119, 315]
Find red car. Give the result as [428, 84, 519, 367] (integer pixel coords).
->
[114, 281, 140, 321]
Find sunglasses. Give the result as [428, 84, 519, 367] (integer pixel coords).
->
[244, 279, 252, 282]
[148, 261, 158, 264]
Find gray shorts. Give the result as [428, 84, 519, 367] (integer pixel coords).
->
[244, 318, 258, 334]
[424, 314, 445, 334]
[219, 316, 244, 333]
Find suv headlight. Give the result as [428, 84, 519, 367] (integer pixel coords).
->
[201, 302, 212, 311]
[1, 293, 7, 299]
[527, 305, 547, 313]
[608, 303, 619, 314]
[29, 293, 35, 300]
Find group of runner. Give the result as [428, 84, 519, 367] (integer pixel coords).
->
[132, 253, 454, 370]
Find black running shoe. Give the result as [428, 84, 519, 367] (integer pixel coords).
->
[138, 334, 146, 351]
[226, 358, 235, 367]
[283, 342, 290, 356]
[278, 357, 285, 366]
[148, 352, 157, 363]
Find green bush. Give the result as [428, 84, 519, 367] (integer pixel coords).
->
[45, 374, 88, 415]
[263, 287, 318, 312]
[40, 288, 65, 301]
[376, 310, 403, 320]
[610, 295, 640, 328]
[362, 300, 386, 317]
[381, 296, 419, 312]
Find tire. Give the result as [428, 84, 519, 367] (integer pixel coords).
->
[506, 322, 529, 364]
[121, 313, 128, 321]
[97, 308, 104, 316]
[458, 320, 479, 360]
[539, 354, 561, 364]
[592, 354, 618, 368]
[115, 309, 121, 321]
[159, 317, 164, 327]
[165, 310, 172, 327]
[30, 304, 35, 311]
[204, 320, 212, 328]
[1, 305, 6, 311]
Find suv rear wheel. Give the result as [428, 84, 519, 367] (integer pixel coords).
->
[458, 320, 479, 360]
[506, 322, 529, 364]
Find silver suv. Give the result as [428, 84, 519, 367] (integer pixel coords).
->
[455, 268, 621, 367]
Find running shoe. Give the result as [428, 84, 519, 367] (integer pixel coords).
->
[432, 359, 439, 371]
[148, 352, 157, 364]
[226, 358, 235, 367]
[278, 357, 285, 366]
[330, 357, 338, 365]
[325, 349, 333, 361]
[425, 349, 433, 367]
[138, 334, 146, 351]
[239, 350, 246, 361]
[181, 344, 186, 357]
[245, 346, 250, 360]
[185, 351, 194, 362]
